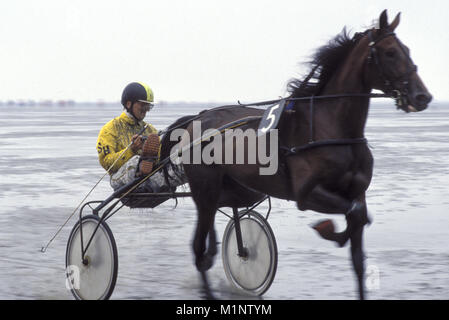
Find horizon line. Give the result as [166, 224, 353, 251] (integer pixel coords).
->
[1, 99, 447, 106]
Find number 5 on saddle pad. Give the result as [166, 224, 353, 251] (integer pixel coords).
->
[257, 99, 286, 136]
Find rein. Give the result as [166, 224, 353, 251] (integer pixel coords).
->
[158, 92, 394, 158]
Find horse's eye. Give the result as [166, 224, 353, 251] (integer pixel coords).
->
[385, 50, 396, 58]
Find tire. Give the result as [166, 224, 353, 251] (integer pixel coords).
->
[222, 210, 278, 296]
[65, 215, 118, 300]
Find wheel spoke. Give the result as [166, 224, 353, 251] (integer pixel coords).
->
[222, 210, 277, 296]
[66, 215, 118, 300]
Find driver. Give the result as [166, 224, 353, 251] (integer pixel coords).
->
[96, 82, 161, 190]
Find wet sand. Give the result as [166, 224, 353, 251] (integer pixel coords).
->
[0, 101, 448, 299]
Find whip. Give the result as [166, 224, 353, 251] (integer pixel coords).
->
[40, 124, 149, 253]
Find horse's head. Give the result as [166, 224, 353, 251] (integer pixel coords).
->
[364, 10, 432, 112]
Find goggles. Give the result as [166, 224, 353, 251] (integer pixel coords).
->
[137, 100, 154, 111]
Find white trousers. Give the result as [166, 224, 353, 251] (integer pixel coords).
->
[110, 155, 187, 191]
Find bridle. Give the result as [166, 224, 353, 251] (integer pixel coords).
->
[366, 29, 418, 109]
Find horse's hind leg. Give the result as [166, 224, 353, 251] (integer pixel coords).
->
[192, 197, 220, 272]
[187, 168, 223, 273]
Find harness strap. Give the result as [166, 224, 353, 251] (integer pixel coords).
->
[281, 138, 368, 156]
[367, 29, 417, 108]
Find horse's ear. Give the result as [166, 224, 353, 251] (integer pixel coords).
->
[389, 12, 401, 31]
[379, 9, 388, 30]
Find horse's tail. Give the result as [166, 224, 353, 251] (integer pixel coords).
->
[160, 114, 197, 161]
[158, 114, 198, 201]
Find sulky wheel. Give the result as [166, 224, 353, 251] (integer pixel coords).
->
[221, 210, 277, 296]
[65, 215, 118, 300]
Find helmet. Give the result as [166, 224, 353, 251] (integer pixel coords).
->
[121, 82, 154, 107]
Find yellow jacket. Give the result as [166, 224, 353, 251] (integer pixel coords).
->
[96, 112, 159, 174]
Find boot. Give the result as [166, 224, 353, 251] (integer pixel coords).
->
[139, 133, 160, 175]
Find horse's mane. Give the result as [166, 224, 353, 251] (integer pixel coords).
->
[287, 28, 358, 98]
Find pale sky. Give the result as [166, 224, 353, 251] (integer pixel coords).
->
[0, 0, 448, 103]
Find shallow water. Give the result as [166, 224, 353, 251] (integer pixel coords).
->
[0, 101, 448, 300]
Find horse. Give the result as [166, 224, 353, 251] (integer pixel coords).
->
[160, 10, 432, 299]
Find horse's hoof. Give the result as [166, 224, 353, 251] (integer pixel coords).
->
[312, 220, 348, 247]
[195, 255, 214, 272]
[312, 219, 335, 240]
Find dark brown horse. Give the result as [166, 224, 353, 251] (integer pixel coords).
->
[160, 10, 432, 299]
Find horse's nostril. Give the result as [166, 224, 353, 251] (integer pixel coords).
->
[415, 93, 432, 105]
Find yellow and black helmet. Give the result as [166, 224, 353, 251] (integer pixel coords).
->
[121, 82, 154, 107]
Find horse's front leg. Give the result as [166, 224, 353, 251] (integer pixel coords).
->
[302, 185, 370, 244]
[350, 219, 366, 300]
[293, 165, 371, 241]
[306, 188, 369, 299]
